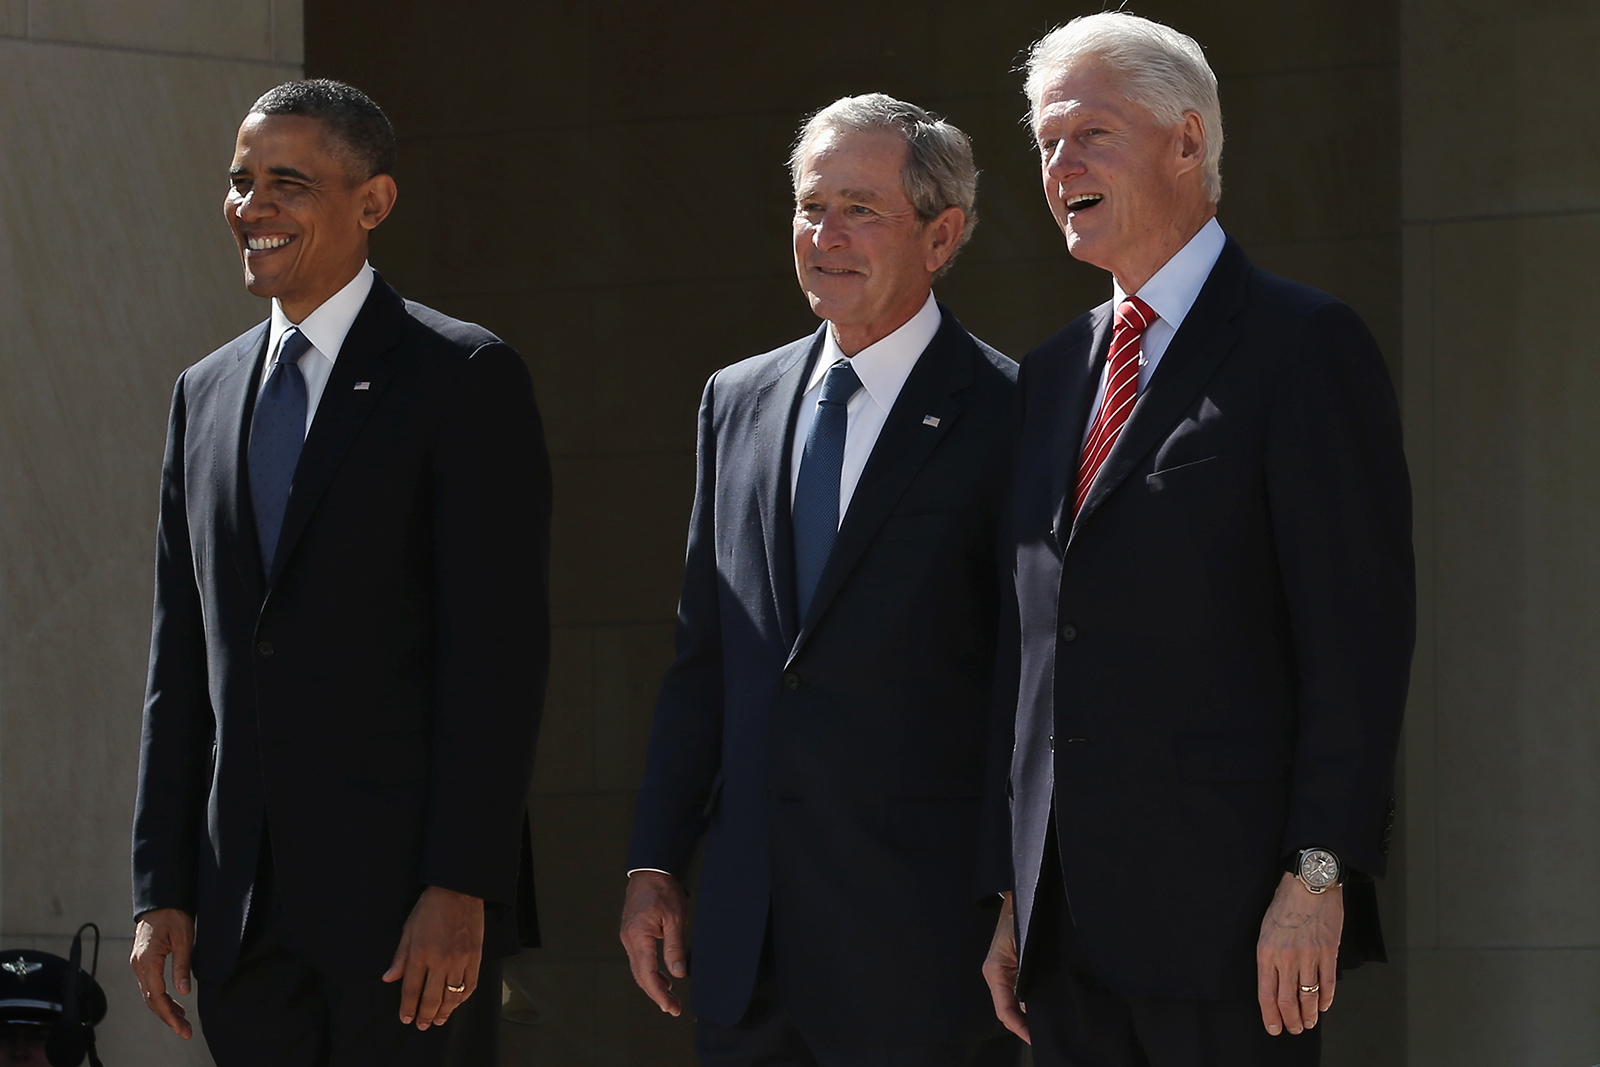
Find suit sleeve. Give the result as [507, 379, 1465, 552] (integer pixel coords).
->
[421, 342, 552, 904]
[625, 373, 726, 877]
[1267, 301, 1415, 877]
[131, 372, 215, 918]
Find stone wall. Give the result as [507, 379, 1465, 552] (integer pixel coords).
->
[1400, 1, 1600, 1063]
[0, 3, 300, 1064]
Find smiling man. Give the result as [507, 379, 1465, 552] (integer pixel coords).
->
[620, 95, 1019, 1066]
[977, 13, 1414, 1067]
[129, 80, 551, 1067]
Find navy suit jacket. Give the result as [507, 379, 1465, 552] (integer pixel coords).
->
[132, 275, 551, 982]
[627, 305, 1017, 1043]
[981, 239, 1414, 999]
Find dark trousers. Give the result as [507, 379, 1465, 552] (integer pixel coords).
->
[696, 922, 1022, 1067]
[1024, 838, 1318, 1067]
[198, 847, 501, 1067]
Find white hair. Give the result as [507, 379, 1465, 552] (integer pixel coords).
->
[1023, 12, 1224, 202]
[789, 93, 979, 276]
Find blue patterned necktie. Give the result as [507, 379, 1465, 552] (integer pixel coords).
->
[249, 326, 312, 573]
[792, 359, 863, 622]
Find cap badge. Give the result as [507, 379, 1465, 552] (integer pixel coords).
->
[1, 960, 41, 979]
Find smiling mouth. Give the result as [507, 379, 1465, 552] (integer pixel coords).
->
[815, 266, 860, 276]
[244, 235, 294, 251]
[1065, 194, 1104, 212]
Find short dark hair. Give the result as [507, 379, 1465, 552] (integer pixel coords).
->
[249, 78, 397, 180]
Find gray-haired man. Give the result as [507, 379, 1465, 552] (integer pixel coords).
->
[980, 13, 1412, 1066]
[620, 94, 1020, 1066]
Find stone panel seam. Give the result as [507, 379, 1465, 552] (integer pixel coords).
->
[1403, 206, 1600, 227]
[10, 34, 291, 67]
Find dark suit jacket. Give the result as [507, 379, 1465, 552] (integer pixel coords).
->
[132, 275, 551, 983]
[981, 239, 1414, 1000]
[627, 305, 1017, 1044]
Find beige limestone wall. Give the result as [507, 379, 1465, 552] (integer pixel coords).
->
[0, 4, 300, 1064]
[1401, 1, 1600, 1064]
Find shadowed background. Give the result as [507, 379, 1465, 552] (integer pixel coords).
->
[1, 0, 1597, 1064]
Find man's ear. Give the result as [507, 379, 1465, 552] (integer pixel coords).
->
[1175, 111, 1206, 178]
[359, 173, 399, 232]
[923, 205, 967, 274]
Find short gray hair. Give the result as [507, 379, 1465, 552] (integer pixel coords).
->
[1023, 13, 1224, 203]
[789, 93, 979, 274]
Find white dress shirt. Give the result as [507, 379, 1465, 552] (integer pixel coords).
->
[789, 291, 942, 523]
[1082, 218, 1226, 445]
[263, 261, 376, 437]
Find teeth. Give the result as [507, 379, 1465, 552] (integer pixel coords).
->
[246, 236, 291, 251]
[1066, 195, 1103, 210]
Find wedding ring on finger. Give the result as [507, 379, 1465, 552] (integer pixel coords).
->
[445, 982, 467, 994]
[1299, 984, 1320, 996]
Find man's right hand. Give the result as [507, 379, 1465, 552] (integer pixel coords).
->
[619, 870, 690, 1016]
[130, 908, 196, 1039]
[982, 891, 1031, 1044]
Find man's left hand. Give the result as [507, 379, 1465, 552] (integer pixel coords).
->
[382, 885, 485, 1030]
[1256, 872, 1342, 1036]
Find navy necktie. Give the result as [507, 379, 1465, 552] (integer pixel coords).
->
[792, 359, 863, 622]
[249, 327, 312, 573]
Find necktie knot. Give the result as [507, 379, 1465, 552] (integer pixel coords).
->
[819, 360, 863, 406]
[276, 326, 313, 370]
[1114, 295, 1156, 338]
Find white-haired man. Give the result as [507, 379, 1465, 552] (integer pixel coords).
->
[978, 13, 1413, 1066]
[621, 94, 1020, 1066]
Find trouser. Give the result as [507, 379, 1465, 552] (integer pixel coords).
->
[198, 844, 500, 1067]
[696, 921, 1023, 1067]
[1024, 834, 1319, 1067]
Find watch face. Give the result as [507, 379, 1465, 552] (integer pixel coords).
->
[1301, 849, 1340, 888]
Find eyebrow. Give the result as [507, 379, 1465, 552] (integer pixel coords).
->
[229, 165, 316, 181]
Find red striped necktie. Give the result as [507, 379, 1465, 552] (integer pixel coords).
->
[1074, 295, 1156, 517]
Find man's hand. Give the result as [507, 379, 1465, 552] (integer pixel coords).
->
[619, 870, 690, 1016]
[382, 886, 484, 1030]
[982, 891, 1030, 1044]
[130, 908, 196, 1039]
[1257, 872, 1343, 1035]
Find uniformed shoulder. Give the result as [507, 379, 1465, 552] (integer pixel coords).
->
[400, 299, 505, 356]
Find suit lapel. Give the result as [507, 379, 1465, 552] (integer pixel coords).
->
[266, 276, 406, 591]
[1048, 304, 1114, 540]
[218, 324, 270, 599]
[1067, 239, 1251, 545]
[753, 329, 823, 648]
[787, 308, 972, 661]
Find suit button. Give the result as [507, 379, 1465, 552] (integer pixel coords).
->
[1049, 733, 1055, 751]
[781, 672, 800, 691]
[257, 641, 274, 657]
[1059, 624, 1078, 642]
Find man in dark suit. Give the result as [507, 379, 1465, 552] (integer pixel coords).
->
[619, 95, 1019, 1066]
[979, 14, 1414, 1067]
[128, 80, 550, 1066]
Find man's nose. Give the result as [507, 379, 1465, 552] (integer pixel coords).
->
[1044, 142, 1085, 182]
[813, 208, 849, 250]
[235, 189, 272, 221]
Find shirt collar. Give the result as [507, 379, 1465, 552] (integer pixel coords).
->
[268, 261, 376, 365]
[1111, 217, 1226, 332]
[809, 291, 942, 411]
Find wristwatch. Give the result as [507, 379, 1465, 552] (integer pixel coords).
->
[1291, 848, 1343, 894]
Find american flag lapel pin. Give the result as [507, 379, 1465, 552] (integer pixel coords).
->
[354, 382, 371, 390]
[922, 415, 941, 427]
